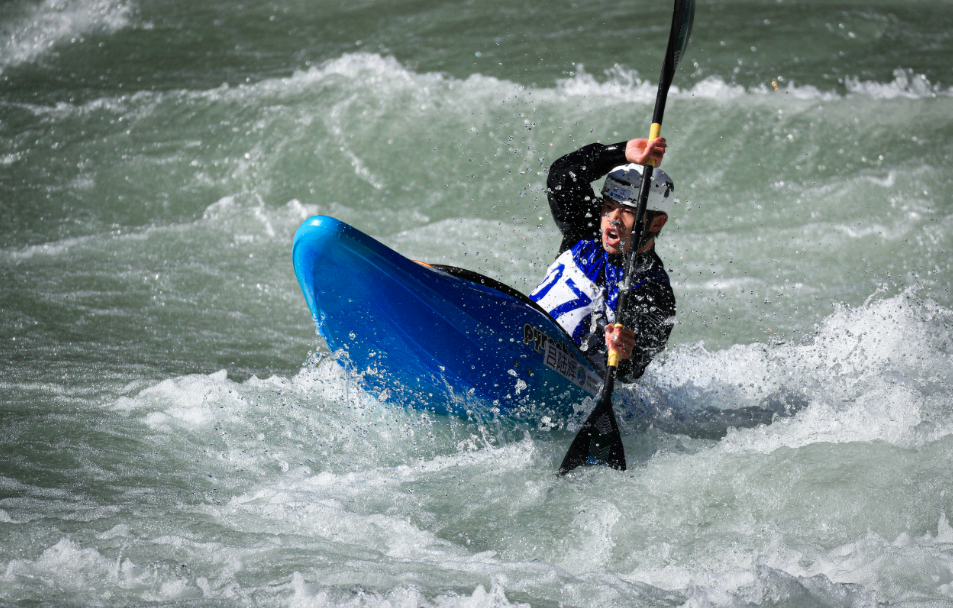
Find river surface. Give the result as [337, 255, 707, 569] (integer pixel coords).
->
[2, 0, 953, 606]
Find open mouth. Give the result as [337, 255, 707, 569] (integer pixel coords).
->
[604, 227, 621, 248]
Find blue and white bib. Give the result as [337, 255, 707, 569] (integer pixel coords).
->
[529, 239, 666, 348]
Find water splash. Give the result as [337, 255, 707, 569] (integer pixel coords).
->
[0, 0, 132, 72]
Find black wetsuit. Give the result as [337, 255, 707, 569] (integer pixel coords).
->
[542, 141, 676, 382]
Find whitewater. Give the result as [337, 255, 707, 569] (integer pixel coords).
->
[2, 0, 953, 605]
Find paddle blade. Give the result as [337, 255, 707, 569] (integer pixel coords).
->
[558, 385, 626, 475]
[658, 0, 697, 94]
[650, 0, 697, 140]
[671, 0, 696, 73]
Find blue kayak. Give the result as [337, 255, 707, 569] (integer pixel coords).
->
[292, 216, 603, 420]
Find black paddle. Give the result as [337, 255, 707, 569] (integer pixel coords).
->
[558, 0, 695, 475]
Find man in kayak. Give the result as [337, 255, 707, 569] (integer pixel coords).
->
[530, 138, 675, 383]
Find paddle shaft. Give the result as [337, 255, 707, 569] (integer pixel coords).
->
[608, 0, 695, 363]
[558, 0, 695, 475]
[607, 88, 676, 364]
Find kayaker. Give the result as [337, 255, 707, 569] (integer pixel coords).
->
[530, 138, 675, 382]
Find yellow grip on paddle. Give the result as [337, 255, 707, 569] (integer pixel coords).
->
[607, 323, 624, 368]
[646, 123, 662, 167]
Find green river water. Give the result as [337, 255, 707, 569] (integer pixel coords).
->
[2, 0, 953, 605]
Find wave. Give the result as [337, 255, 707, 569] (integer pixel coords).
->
[102, 282, 953, 454]
[5, 52, 950, 122]
[0, 0, 132, 72]
[5, 286, 951, 606]
[631, 288, 953, 448]
[290, 54, 953, 104]
[844, 69, 952, 100]
[298, 55, 953, 104]
[559, 63, 953, 102]
[0, 195, 320, 261]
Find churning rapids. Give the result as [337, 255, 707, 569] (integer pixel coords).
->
[3, 0, 953, 606]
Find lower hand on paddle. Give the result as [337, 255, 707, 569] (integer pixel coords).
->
[605, 323, 636, 360]
[625, 137, 667, 166]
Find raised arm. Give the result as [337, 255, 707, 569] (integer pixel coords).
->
[545, 138, 666, 253]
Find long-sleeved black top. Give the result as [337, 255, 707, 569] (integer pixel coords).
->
[544, 141, 676, 382]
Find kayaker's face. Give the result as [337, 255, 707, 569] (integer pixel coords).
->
[601, 200, 669, 254]
[601, 199, 637, 254]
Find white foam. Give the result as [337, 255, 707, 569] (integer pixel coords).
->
[670, 564, 882, 608]
[8, 311, 953, 606]
[1, 538, 165, 599]
[285, 576, 531, 608]
[796, 514, 953, 598]
[845, 68, 952, 100]
[548, 62, 952, 104]
[0, 0, 132, 72]
[8, 53, 948, 132]
[302, 55, 950, 104]
[221, 480, 465, 562]
[720, 376, 924, 452]
[556, 63, 951, 103]
[641, 289, 953, 452]
[555, 64, 748, 103]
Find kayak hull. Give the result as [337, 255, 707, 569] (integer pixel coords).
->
[292, 216, 602, 419]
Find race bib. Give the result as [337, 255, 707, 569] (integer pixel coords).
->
[529, 248, 608, 342]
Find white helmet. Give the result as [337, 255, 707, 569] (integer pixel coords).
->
[601, 164, 675, 216]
